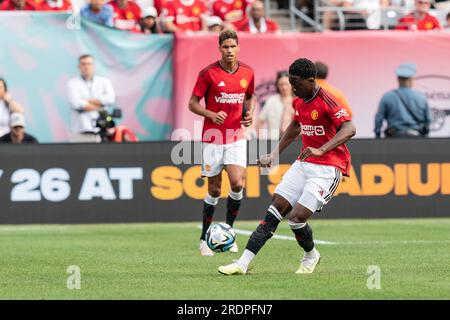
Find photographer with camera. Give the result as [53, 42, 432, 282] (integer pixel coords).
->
[67, 54, 116, 143]
[96, 109, 138, 143]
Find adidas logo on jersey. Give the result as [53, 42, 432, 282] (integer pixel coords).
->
[218, 81, 226, 87]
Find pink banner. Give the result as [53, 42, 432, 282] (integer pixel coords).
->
[173, 31, 450, 139]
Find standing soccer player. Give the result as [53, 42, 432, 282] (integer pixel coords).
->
[218, 58, 356, 274]
[189, 30, 256, 256]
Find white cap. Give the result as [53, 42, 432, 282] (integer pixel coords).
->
[10, 112, 25, 128]
[207, 16, 223, 27]
[141, 6, 158, 18]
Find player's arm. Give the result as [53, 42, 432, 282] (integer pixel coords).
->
[241, 94, 256, 127]
[188, 95, 227, 124]
[257, 120, 301, 168]
[299, 120, 356, 161]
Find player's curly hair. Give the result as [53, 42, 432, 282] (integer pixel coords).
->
[289, 58, 317, 79]
[219, 30, 239, 46]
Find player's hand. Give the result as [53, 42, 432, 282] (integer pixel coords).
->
[212, 111, 228, 124]
[241, 111, 253, 127]
[257, 153, 274, 168]
[299, 147, 325, 161]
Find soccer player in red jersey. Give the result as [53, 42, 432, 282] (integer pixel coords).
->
[219, 58, 356, 275]
[189, 30, 256, 256]
[0, 0, 36, 10]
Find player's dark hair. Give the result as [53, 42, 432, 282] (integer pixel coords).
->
[275, 71, 289, 94]
[315, 61, 328, 80]
[0, 78, 7, 92]
[78, 54, 93, 62]
[219, 30, 239, 46]
[289, 58, 317, 79]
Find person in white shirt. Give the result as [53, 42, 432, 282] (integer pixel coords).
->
[67, 54, 116, 143]
[0, 78, 24, 137]
[257, 71, 293, 140]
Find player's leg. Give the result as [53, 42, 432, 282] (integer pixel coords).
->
[287, 201, 321, 274]
[222, 139, 247, 252]
[289, 164, 342, 273]
[218, 194, 292, 275]
[199, 174, 222, 256]
[199, 142, 224, 256]
[224, 164, 245, 228]
[218, 161, 306, 275]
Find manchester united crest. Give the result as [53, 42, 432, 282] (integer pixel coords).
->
[192, 6, 201, 15]
[240, 79, 248, 88]
[311, 110, 319, 120]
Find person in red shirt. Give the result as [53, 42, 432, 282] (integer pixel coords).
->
[108, 0, 141, 30]
[395, 0, 442, 31]
[218, 58, 356, 276]
[212, 0, 253, 23]
[161, 0, 208, 32]
[36, 0, 71, 11]
[189, 30, 256, 256]
[233, 0, 279, 33]
[0, 0, 36, 10]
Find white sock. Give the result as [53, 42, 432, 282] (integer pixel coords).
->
[304, 247, 317, 258]
[236, 249, 255, 271]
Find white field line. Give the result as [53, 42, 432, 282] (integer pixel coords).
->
[0, 225, 71, 232]
[201, 226, 450, 246]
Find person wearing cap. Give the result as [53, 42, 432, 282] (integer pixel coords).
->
[0, 78, 25, 137]
[138, 6, 161, 34]
[207, 16, 225, 32]
[0, 113, 38, 144]
[374, 63, 431, 138]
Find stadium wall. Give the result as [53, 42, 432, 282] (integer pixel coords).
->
[0, 140, 449, 224]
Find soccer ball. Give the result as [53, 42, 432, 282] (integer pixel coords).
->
[205, 223, 236, 253]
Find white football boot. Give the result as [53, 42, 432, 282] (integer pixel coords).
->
[295, 248, 321, 274]
[199, 240, 214, 256]
[229, 242, 238, 253]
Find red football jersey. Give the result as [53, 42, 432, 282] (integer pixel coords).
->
[192, 61, 255, 144]
[233, 17, 279, 33]
[108, 0, 141, 30]
[293, 87, 352, 176]
[0, 0, 36, 10]
[212, 0, 252, 22]
[395, 13, 441, 31]
[37, 0, 71, 11]
[163, 0, 207, 31]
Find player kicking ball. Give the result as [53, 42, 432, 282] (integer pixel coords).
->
[218, 58, 356, 274]
[189, 30, 256, 256]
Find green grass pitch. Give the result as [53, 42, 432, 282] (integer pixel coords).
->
[0, 219, 449, 299]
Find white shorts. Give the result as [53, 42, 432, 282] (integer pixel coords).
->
[274, 161, 342, 213]
[201, 139, 247, 177]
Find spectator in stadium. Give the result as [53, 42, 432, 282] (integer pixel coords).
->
[207, 16, 225, 32]
[395, 0, 442, 30]
[0, 0, 36, 10]
[67, 54, 116, 143]
[161, 0, 209, 32]
[315, 61, 353, 118]
[137, 6, 161, 34]
[233, 0, 280, 33]
[374, 63, 430, 138]
[108, 0, 141, 30]
[446, 11, 450, 28]
[212, 0, 253, 23]
[0, 113, 38, 144]
[322, 0, 388, 30]
[36, 0, 71, 11]
[257, 71, 294, 140]
[0, 78, 25, 137]
[81, 0, 114, 27]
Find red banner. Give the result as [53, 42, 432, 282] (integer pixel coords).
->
[173, 31, 450, 139]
